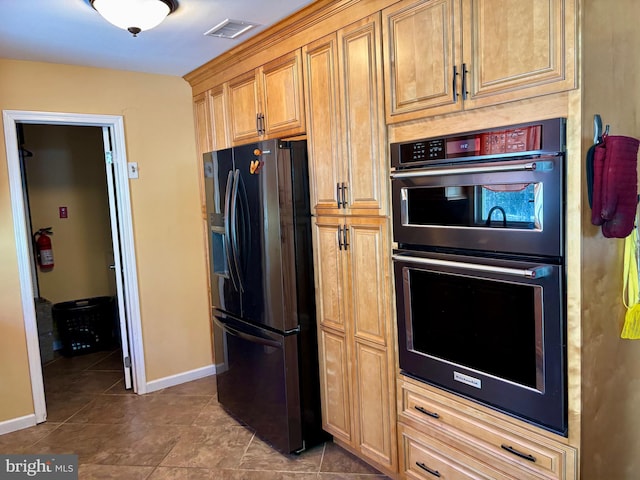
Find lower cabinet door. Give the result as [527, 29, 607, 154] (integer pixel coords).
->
[355, 341, 394, 469]
[318, 327, 352, 443]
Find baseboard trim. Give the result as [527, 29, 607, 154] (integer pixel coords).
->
[145, 364, 216, 394]
[0, 414, 37, 436]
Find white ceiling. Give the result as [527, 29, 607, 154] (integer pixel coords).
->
[0, 0, 317, 77]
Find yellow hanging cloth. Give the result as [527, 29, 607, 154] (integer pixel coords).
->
[621, 226, 640, 339]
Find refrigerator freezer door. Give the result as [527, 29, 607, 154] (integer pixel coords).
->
[205, 149, 241, 316]
[213, 311, 303, 453]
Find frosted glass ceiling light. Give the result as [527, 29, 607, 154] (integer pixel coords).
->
[90, 0, 178, 37]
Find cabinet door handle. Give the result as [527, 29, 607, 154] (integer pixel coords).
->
[341, 182, 348, 208]
[416, 462, 441, 477]
[336, 183, 343, 208]
[337, 225, 343, 250]
[414, 405, 440, 419]
[501, 444, 536, 463]
[461, 63, 469, 101]
[452, 65, 459, 103]
[255, 113, 265, 135]
[342, 224, 349, 250]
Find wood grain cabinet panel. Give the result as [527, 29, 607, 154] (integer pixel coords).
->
[304, 15, 387, 216]
[338, 16, 387, 215]
[260, 50, 306, 137]
[355, 341, 394, 467]
[228, 50, 305, 145]
[462, 0, 576, 109]
[383, 0, 576, 123]
[193, 91, 213, 158]
[209, 85, 230, 151]
[318, 328, 353, 443]
[383, 0, 462, 121]
[314, 217, 347, 331]
[303, 35, 343, 213]
[312, 215, 396, 474]
[398, 378, 577, 480]
[349, 221, 388, 345]
[305, 13, 393, 475]
[400, 424, 514, 480]
[227, 72, 261, 144]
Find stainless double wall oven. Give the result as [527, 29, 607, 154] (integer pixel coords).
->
[390, 118, 567, 435]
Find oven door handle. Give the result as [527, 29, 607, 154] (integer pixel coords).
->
[390, 160, 554, 179]
[392, 254, 551, 279]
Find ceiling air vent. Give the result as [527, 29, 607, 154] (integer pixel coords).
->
[204, 19, 259, 39]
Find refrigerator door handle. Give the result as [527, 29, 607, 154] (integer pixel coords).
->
[230, 169, 244, 292]
[224, 170, 239, 291]
[213, 316, 282, 349]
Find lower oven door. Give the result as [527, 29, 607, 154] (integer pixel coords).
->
[393, 249, 566, 435]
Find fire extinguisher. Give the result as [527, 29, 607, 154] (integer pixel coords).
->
[34, 227, 54, 270]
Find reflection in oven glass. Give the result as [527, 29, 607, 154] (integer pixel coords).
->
[404, 182, 542, 230]
[408, 269, 541, 390]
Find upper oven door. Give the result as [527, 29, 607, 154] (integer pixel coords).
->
[391, 155, 563, 257]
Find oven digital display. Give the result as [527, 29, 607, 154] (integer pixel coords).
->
[446, 137, 480, 156]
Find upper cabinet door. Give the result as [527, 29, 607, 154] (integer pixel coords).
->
[337, 14, 388, 216]
[303, 34, 344, 215]
[304, 16, 387, 216]
[228, 71, 261, 145]
[383, 0, 463, 123]
[209, 85, 230, 151]
[193, 91, 213, 158]
[462, 0, 576, 109]
[382, 0, 576, 123]
[227, 50, 306, 146]
[260, 50, 306, 138]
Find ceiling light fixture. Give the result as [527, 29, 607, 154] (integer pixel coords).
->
[90, 0, 178, 37]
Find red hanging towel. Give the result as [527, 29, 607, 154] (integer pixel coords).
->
[590, 135, 640, 238]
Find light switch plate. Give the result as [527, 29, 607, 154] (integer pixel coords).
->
[128, 162, 139, 179]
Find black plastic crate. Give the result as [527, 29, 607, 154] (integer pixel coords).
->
[52, 296, 116, 357]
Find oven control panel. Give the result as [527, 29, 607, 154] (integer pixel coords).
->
[401, 138, 446, 162]
[390, 118, 565, 169]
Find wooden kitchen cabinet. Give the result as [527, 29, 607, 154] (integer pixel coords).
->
[382, 0, 576, 123]
[193, 91, 213, 159]
[399, 424, 514, 480]
[312, 215, 396, 473]
[208, 85, 230, 151]
[398, 377, 577, 480]
[382, 0, 462, 122]
[227, 49, 305, 145]
[303, 14, 387, 216]
[193, 85, 230, 156]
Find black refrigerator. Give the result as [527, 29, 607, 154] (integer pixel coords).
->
[203, 139, 325, 453]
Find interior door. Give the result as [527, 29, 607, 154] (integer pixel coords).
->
[101, 127, 133, 389]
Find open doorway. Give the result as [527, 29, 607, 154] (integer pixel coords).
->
[2, 110, 146, 425]
[22, 124, 126, 416]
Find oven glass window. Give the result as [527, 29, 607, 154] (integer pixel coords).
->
[404, 182, 541, 230]
[407, 268, 540, 389]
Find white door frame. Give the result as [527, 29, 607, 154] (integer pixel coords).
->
[2, 110, 147, 423]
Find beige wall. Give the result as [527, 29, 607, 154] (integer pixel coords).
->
[0, 59, 213, 423]
[24, 124, 115, 304]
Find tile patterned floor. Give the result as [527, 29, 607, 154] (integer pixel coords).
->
[0, 350, 392, 479]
